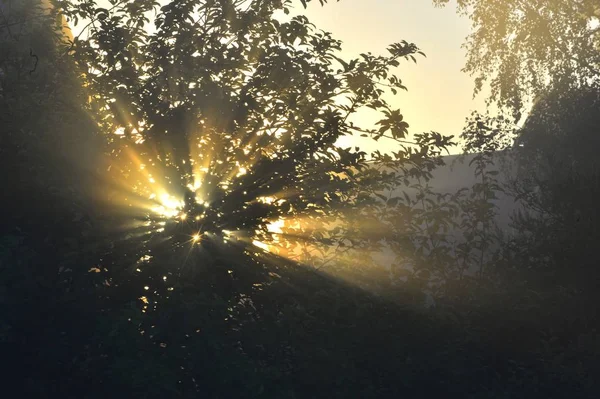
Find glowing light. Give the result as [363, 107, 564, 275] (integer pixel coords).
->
[152, 194, 184, 218]
[187, 181, 201, 191]
[153, 205, 178, 218]
[192, 234, 201, 243]
[252, 240, 269, 251]
[258, 196, 276, 204]
[267, 219, 284, 234]
[180, 213, 188, 221]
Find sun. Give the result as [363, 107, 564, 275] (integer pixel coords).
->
[152, 194, 184, 218]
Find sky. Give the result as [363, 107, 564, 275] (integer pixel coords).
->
[296, 0, 487, 154]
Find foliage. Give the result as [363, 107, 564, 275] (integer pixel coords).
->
[433, 0, 600, 119]
[0, 0, 105, 228]
[57, 0, 426, 253]
[509, 85, 600, 285]
[48, 0, 468, 395]
[473, 82, 600, 399]
[3, 1, 600, 398]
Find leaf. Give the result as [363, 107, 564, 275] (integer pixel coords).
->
[375, 193, 388, 202]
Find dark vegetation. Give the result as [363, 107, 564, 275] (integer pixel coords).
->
[1, 0, 599, 397]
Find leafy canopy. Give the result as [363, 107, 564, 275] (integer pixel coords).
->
[434, 0, 600, 119]
[58, 0, 426, 265]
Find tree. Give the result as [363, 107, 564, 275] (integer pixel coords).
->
[0, 0, 102, 224]
[0, 2, 111, 394]
[60, 0, 424, 253]
[511, 85, 600, 274]
[51, 0, 458, 314]
[49, 0, 459, 395]
[516, 85, 600, 174]
[5, 1, 600, 397]
[433, 0, 600, 119]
